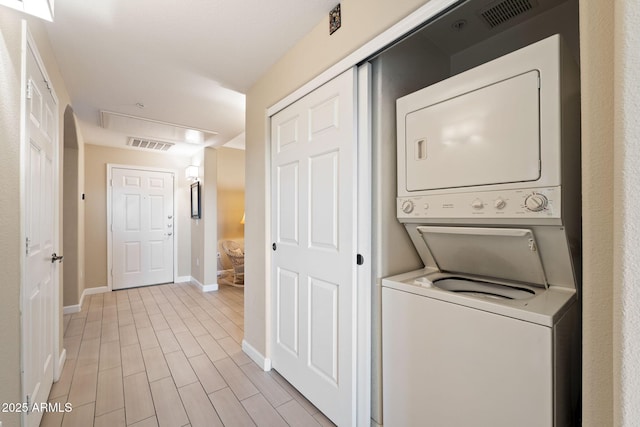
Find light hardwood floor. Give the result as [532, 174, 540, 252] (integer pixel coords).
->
[43, 282, 335, 427]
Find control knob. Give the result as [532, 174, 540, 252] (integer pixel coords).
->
[471, 199, 484, 210]
[524, 193, 549, 212]
[494, 198, 506, 210]
[401, 200, 415, 214]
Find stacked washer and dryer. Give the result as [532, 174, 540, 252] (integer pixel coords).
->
[382, 35, 581, 426]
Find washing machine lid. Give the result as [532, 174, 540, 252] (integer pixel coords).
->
[417, 226, 548, 288]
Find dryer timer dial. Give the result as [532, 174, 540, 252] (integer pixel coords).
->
[524, 193, 549, 212]
[401, 200, 415, 214]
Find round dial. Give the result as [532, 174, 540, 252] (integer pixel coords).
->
[494, 198, 506, 210]
[471, 199, 484, 210]
[401, 200, 415, 214]
[524, 193, 549, 212]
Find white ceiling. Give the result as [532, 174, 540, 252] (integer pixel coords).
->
[45, 0, 338, 156]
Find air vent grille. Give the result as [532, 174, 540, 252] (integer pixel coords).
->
[127, 137, 174, 152]
[481, 0, 535, 28]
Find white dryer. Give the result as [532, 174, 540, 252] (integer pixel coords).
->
[382, 35, 581, 427]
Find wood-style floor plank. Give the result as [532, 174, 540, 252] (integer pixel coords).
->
[49, 282, 335, 426]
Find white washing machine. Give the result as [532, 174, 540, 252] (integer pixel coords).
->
[382, 35, 581, 427]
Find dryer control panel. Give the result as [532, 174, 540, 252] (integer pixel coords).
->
[397, 186, 561, 221]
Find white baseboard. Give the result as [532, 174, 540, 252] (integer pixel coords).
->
[63, 303, 81, 315]
[242, 339, 272, 371]
[175, 275, 191, 283]
[54, 348, 66, 382]
[191, 276, 218, 292]
[63, 286, 109, 314]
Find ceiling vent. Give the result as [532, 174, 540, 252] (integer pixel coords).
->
[480, 0, 536, 28]
[127, 137, 174, 152]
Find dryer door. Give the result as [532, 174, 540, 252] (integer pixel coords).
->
[404, 70, 540, 192]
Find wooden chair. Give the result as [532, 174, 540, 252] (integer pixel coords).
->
[221, 240, 244, 286]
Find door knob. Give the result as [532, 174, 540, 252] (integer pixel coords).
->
[51, 253, 64, 263]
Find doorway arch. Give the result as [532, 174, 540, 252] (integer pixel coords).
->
[62, 105, 84, 309]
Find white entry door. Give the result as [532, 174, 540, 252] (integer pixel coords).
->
[111, 167, 174, 289]
[23, 40, 58, 427]
[271, 68, 357, 426]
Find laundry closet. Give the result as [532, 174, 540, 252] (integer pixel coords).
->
[266, 0, 582, 426]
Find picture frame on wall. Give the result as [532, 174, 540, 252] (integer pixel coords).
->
[191, 181, 201, 219]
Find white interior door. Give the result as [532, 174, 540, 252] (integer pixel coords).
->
[111, 167, 174, 289]
[23, 41, 58, 427]
[271, 68, 357, 426]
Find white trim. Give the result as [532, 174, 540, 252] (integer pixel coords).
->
[83, 286, 109, 297]
[266, 0, 459, 116]
[175, 275, 191, 283]
[242, 339, 272, 371]
[63, 304, 81, 315]
[63, 286, 108, 314]
[264, 112, 273, 365]
[54, 349, 66, 382]
[191, 276, 218, 292]
[106, 164, 178, 291]
[356, 63, 373, 427]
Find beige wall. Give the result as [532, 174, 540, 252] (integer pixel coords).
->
[217, 147, 245, 241]
[83, 144, 192, 289]
[62, 108, 86, 307]
[189, 150, 205, 284]
[244, 0, 631, 425]
[580, 2, 615, 425]
[0, 8, 71, 426]
[189, 147, 219, 287]
[612, 0, 640, 424]
[0, 10, 25, 427]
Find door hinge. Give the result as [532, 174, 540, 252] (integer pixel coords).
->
[25, 237, 30, 255]
[26, 81, 32, 100]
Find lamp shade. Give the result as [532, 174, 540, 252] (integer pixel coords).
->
[185, 165, 199, 180]
[240, 212, 245, 224]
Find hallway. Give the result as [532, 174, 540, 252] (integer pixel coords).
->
[42, 283, 334, 427]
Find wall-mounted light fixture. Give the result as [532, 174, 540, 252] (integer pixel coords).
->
[185, 165, 199, 181]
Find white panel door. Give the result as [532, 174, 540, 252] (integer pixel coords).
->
[271, 68, 357, 426]
[112, 168, 174, 289]
[23, 41, 57, 427]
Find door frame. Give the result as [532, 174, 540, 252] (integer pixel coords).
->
[106, 164, 178, 291]
[20, 24, 62, 418]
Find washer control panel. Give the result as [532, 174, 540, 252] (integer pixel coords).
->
[397, 187, 561, 220]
